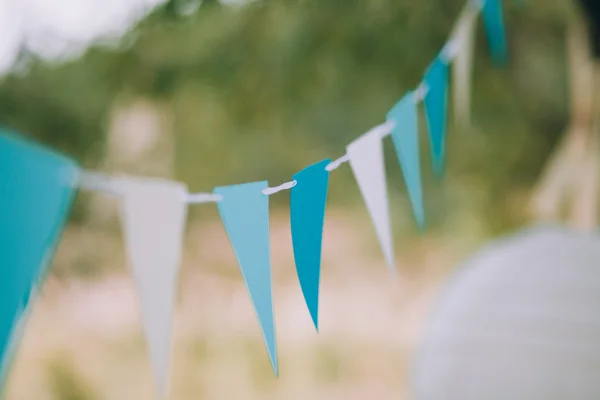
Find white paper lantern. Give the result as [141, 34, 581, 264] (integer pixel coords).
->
[413, 225, 600, 400]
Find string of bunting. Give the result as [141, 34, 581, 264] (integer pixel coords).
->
[0, 0, 507, 397]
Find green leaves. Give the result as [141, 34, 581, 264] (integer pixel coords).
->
[0, 0, 571, 232]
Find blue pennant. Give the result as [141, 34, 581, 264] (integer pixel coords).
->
[214, 181, 278, 375]
[387, 92, 425, 231]
[482, 0, 508, 65]
[290, 159, 331, 332]
[424, 57, 449, 178]
[0, 132, 78, 384]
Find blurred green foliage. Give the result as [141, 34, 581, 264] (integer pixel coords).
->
[46, 354, 98, 400]
[0, 0, 575, 235]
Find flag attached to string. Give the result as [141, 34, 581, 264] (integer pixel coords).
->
[347, 127, 395, 272]
[116, 177, 188, 398]
[424, 57, 450, 178]
[214, 181, 278, 375]
[452, 4, 478, 127]
[290, 159, 331, 331]
[387, 92, 425, 231]
[481, 0, 508, 65]
[0, 132, 78, 385]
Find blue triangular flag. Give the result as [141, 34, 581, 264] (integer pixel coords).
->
[482, 0, 508, 64]
[214, 181, 278, 375]
[387, 92, 425, 230]
[290, 159, 330, 332]
[0, 132, 78, 385]
[423, 57, 449, 178]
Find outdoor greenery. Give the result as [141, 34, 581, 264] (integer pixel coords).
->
[0, 0, 575, 234]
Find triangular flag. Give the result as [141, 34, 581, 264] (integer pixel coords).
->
[387, 92, 425, 231]
[290, 159, 331, 331]
[482, 0, 508, 65]
[451, 5, 477, 127]
[347, 128, 395, 272]
[214, 181, 278, 374]
[0, 132, 78, 385]
[115, 177, 188, 398]
[424, 57, 449, 177]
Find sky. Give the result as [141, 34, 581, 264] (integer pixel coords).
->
[0, 0, 250, 76]
[0, 0, 167, 75]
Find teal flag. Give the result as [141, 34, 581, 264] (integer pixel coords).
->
[424, 57, 449, 178]
[387, 92, 425, 230]
[482, 0, 508, 64]
[0, 132, 78, 386]
[290, 159, 331, 331]
[214, 181, 278, 375]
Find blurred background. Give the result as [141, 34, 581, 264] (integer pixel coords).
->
[0, 0, 583, 398]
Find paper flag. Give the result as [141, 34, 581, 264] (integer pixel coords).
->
[214, 181, 278, 374]
[116, 177, 188, 397]
[452, 5, 477, 126]
[347, 129, 395, 272]
[290, 159, 331, 331]
[0, 133, 78, 385]
[424, 57, 449, 177]
[482, 0, 508, 65]
[387, 92, 425, 231]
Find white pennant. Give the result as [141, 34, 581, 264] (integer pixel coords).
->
[115, 176, 188, 398]
[347, 127, 395, 272]
[451, 5, 477, 127]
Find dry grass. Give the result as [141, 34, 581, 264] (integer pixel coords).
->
[4, 209, 464, 400]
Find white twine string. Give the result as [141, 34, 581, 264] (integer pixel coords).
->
[186, 180, 298, 203]
[325, 120, 396, 171]
[441, 38, 461, 63]
[370, 120, 396, 140]
[413, 37, 462, 102]
[414, 82, 429, 103]
[78, 171, 120, 196]
[186, 193, 223, 204]
[262, 180, 297, 195]
[471, 0, 486, 11]
[326, 154, 350, 172]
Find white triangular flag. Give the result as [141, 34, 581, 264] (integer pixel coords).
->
[347, 127, 395, 272]
[451, 5, 477, 127]
[115, 176, 188, 398]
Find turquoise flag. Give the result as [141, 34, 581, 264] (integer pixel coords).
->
[387, 92, 425, 231]
[482, 0, 508, 64]
[290, 159, 330, 332]
[424, 57, 449, 178]
[214, 181, 278, 375]
[0, 132, 78, 386]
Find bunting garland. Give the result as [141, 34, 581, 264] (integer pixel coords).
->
[482, 0, 509, 65]
[116, 177, 188, 397]
[423, 57, 450, 178]
[290, 159, 331, 331]
[0, 0, 507, 396]
[0, 133, 78, 386]
[347, 124, 397, 272]
[387, 92, 425, 230]
[215, 181, 278, 375]
[452, 5, 478, 126]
